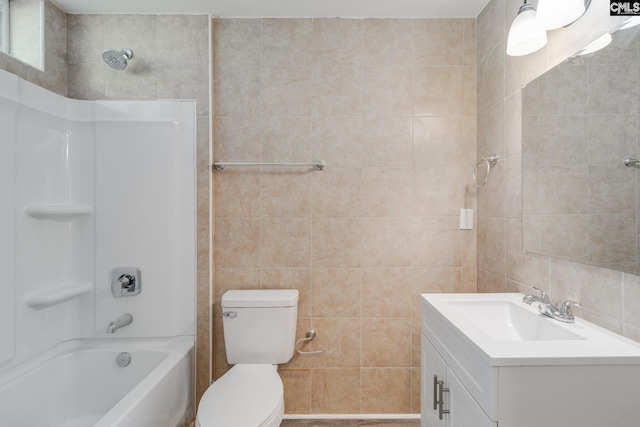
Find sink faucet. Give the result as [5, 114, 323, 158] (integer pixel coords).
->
[557, 300, 581, 323]
[522, 288, 581, 323]
[522, 286, 550, 305]
[107, 313, 133, 334]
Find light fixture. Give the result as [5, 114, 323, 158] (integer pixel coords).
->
[576, 32, 612, 56]
[506, 1, 548, 57]
[619, 16, 640, 30]
[537, 0, 590, 30]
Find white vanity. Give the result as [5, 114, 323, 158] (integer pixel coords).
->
[421, 293, 640, 427]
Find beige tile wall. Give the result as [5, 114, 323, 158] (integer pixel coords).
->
[476, 0, 640, 339]
[66, 14, 212, 403]
[0, 0, 67, 95]
[212, 17, 477, 415]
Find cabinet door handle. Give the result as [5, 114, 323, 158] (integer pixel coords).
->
[433, 375, 439, 410]
[437, 379, 450, 420]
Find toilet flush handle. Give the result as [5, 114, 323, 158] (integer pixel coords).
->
[295, 329, 325, 355]
[222, 311, 237, 318]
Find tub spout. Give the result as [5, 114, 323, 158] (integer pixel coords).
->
[107, 313, 133, 334]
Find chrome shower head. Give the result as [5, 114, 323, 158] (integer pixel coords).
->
[102, 48, 133, 70]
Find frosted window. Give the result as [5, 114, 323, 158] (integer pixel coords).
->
[0, 0, 8, 53]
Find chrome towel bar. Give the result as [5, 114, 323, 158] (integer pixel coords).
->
[213, 160, 326, 171]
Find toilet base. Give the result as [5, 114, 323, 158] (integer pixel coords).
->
[196, 397, 282, 427]
[261, 395, 284, 427]
[195, 364, 284, 427]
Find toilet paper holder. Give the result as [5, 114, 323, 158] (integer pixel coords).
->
[295, 329, 325, 355]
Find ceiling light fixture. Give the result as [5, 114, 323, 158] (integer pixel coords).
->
[537, 0, 591, 30]
[506, 0, 548, 57]
[619, 16, 640, 30]
[576, 32, 612, 56]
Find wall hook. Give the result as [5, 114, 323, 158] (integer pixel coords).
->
[295, 329, 325, 355]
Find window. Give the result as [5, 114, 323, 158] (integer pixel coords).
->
[0, 0, 8, 53]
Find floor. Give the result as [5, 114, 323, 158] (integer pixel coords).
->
[281, 420, 420, 426]
[190, 417, 420, 426]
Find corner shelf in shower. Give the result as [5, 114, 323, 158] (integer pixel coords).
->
[25, 204, 93, 221]
[24, 282, 93, 309]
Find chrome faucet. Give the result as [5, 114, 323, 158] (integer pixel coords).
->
[557, 300, 581, 323]
[522, 288, 581, 323]
[106, 313, 133, 334]
[522, 286, 550, 305]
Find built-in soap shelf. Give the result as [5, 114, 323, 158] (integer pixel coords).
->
[24, 282, 93, 309]
[25, 204, 93, 221]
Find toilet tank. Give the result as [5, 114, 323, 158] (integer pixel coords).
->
[221, 289, 299, 365]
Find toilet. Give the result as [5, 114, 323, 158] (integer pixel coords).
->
[196, 289, 299, 427]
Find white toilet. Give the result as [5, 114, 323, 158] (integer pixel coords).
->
[196, 289, 299, 427]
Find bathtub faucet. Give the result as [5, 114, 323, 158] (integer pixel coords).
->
[107, 313, 133, 334]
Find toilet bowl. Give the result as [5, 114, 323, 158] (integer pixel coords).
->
[196, 364, 284, 427]
[196, 289, 298, 427]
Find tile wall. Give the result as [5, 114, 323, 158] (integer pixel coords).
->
[476, 0, 640, 340]
[65, 14, 212, 402]
[212, 17, 477, 414]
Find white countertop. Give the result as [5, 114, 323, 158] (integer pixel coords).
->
[422, 293, 640, 366]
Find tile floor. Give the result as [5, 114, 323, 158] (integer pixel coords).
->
[281, 420, 420, 426]
[191, 416, 420, 426]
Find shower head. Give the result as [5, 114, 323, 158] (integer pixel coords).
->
[102, 48, 133, 70]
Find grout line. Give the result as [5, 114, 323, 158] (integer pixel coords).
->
[259, 18, 264, 283]
[359, 19, 364, 415]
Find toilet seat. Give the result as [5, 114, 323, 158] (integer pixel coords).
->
[197, 364, 284, 427]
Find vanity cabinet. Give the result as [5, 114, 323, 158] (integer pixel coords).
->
[421, 293, 640, 427]
[421, 337, 495, 427]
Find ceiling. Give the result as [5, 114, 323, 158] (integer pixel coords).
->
[51, 0, 491, 18]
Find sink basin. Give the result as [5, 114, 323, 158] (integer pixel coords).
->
[421, 293, 640, 426]
[422, 293, 640, 366]
[447, 300, 584, 341]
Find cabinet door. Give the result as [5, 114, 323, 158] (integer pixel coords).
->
[447, 367, 496, 427]
[421, 335, 447, 427]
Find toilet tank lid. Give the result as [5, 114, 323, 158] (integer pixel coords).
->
[222, 289, 299, 308]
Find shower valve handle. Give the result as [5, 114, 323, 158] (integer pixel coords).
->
[119, 274, 134, 288]
[111, 267, 141, 298]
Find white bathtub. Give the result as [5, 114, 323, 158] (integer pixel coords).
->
[0, 336, 194, 427]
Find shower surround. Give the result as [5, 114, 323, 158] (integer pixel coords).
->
[0, 69, 196, 425]
[1, 6, 212, 405]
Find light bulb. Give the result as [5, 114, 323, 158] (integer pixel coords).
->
[507, 2, 548, 57]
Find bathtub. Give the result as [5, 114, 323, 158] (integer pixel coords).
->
[0, 336, 194, 427]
